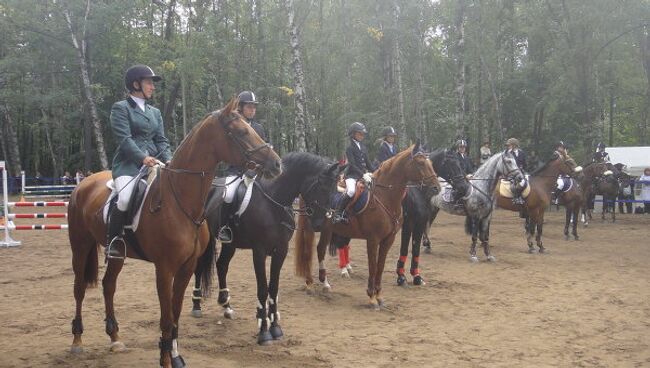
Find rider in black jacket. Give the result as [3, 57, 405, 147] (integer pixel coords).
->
[332, 122, 376, 224]
[376, 126, 399, 164]
[455, 139, 474, 175]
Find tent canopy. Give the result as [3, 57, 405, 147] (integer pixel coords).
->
[607, 146, 650, 176]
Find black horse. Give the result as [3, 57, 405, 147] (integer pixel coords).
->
[192, 152, 342, 344]
[397, 148, 470, 286]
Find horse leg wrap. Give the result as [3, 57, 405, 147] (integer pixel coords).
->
[396, 255, 407, 275]
[410, 257, 420, 276]
[343, 245, 350, 265]
[338, 248, 346, 269]
[72, 318, 83, 335]
[105, 316, 119, 336]
[218, 288, 230, 306]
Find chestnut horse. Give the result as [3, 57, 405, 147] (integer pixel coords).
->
[67, 99, 281, 367]
[294, 143, 440, 308]
[495, 152, 576, 253]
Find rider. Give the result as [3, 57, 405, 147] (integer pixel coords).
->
[217, 90, 269, 242]
[331, 122, 376, 224]
[106, 64, 172, 258]
[592, 142, 611, 163]
[505, 137, 528, 205]
[376, 126, 399, 164]
[455, 139, 474, 175]
[551, 141, 569, 205]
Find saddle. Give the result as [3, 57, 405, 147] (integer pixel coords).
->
[498, 179, 531, 199]
[331, 181, 370, 216]
[103, 166, 159, 231]
[558, 177, 573, 193]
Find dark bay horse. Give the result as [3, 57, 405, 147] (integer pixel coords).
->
[495, 152, 576, 253]
[556, 174, 584, 240]
[397, 148, 469, 286]
[191, 152, 342, 345]
[67, 99, 281, 367]
[294, 144, 440, 308]
[580, 162, 609, 225]
[432, 151, 525, 261]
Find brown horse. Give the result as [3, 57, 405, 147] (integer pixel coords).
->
[556, 175, 584, 240]
[67, 98, 281, 367]
[495, 152, 576, 253]
[294, 143, 440, 308]
[579, 162, 608, 226]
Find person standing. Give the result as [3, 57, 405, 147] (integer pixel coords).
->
[376, 126, 399, 164]
[479, 140, 492, 166]
[106, 64, 172, 258]
[455, 139, 474, 175]
[640, 168, 650, 214]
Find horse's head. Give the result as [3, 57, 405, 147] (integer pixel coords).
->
[405, 142, 440, 195]
[500, 151, 525, 183]
[585, 162, 608, 178]
[213, 97, 282, 178]
[430, 148, 470, 197]
[301, 161, 344, 231]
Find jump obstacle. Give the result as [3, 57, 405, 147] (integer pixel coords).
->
[20, 170, 78, 201]
[1, 162, 70, 247]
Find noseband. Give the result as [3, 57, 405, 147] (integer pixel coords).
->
[221, 115, 273, 171]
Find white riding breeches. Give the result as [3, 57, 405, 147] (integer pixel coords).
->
[345, 178, 357, 198]
[556, 177, 565, 190]
[223, 175, 243, 203]
[114, 175, 137, 212]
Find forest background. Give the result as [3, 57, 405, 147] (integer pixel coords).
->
[1, 0, 649, 178]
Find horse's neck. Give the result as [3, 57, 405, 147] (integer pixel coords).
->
[263, 171, 301, 206]
[472, 156, 503, 193]
[373, 159, 408, 209]
[532, 162, 561, 190]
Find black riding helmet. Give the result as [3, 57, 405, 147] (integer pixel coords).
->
[348, 122, 367, 137]
[237, 91, 259, 108]
[555, 141, 566, 150]
[125, 65, 161, 92]
[382, 126, 398, 137]
[597, 142, 606, 151]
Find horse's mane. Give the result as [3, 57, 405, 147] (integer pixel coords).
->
[374, 146, 411, 177]
[281, 151, 330, 175]
[530, 153, 573, 176]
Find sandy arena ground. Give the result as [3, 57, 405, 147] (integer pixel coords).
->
[1, 203, 649, 368]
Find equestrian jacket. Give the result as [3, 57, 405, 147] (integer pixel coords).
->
[225, 117, 269, 176]
[345, 139, 376, 180]
[592, 151, 610, 163]
[507, 148, 527, 172]
[376, 141, 398, 164]
[457, 152, 474, 174]
[109, 97, 172, 178]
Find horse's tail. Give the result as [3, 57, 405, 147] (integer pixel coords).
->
[195, 234, 216, 297]
[464, 216, 475, 235]
[67, 187, 99, 288]
[294, 197, 315, 278]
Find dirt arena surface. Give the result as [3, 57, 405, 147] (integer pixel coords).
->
[1, 204, 649, 368]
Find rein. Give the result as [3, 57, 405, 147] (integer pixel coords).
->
[162, 166, 215, 227]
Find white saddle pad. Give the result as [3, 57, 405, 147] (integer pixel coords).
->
[103, 178, 152, 232]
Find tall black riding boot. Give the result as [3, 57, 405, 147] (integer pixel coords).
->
[106, 208, 127, 259]
[331, 195, 352, 225]
[217, 202, 234, 243]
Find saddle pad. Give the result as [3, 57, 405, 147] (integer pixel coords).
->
[331, 190, 369, 215]
[498, 179, 531, 199]
[234, 178, 255, 217]
[103, 178, 151, 232]
[559, 177, 573, 193]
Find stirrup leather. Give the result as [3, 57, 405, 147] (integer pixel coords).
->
[218, 225, 233, 244]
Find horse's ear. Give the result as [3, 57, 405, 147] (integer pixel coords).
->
[223, 96, 239, 115]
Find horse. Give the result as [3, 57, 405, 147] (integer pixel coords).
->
[596, 164, 621, 222]
[397, 148, 470, 286]
[495, 151, 576, 253]
[579, 162, 608, 226]
[616, 169, 635, 214]
[430, 151, 525, 262]
[294, 143, 440, 308]
[190, 152, 343, 345]
[555, 174, 585, 240]
[67, 98, 282, 368]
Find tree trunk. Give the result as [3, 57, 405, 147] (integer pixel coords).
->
[287, 0, 309, 152]
[40, 108, 60, 178]
[480, 52, 504, 143]
[62, 1, 109, 170]
[454, 0, 467, 140]
[639, 26, 650, 145]
[0, 105, 22, 176]
[392, 3, 406, 147]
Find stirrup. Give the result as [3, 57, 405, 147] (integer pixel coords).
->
[332, 212, 349, 225]
[106, 236, 127, 260]
[218, 225, 233, 243]
[512, 197, 525, 205]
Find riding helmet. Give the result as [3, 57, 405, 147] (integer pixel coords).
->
[506, 137, 520, 147]
[125, 65, 161, 92]
[456, 139, 468, 148]
[237, 91, 259, 105]
[382, 126, 398, 137]
[348, 122, 367, 137]
[597, 142, 606, 151]
[555, 141, 565, 149]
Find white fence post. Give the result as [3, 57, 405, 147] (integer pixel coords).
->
[1, 161, 21, 247]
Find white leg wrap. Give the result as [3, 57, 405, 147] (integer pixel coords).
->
[171, 339, 179, 358]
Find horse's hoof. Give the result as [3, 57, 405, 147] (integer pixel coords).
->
[322, 282, 331, 293]
[340, 268, 350, 278]
[257, 331, 274, 345]
[224, 307, 235, 319]
[424, 246, 432, 254]
[396, 274, 407, 286]
[171, 355, 186, 368]
[191, 309, 202, 318]
[486, 255, 496, 262]
[109, 341, 126, 352]
[270, 324, 284, 340]
[469, 255, 479, 263]
[528, 248, 536, 254]
[413, 275, 426, 286]
[70, 345, 83, 354]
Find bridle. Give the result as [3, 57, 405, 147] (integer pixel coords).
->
[220, 113, 273, 171]
[298, 174, 336, 218]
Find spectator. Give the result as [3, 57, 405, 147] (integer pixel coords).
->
[75, 170, 85, 183]
[61, 171, 73, 185]
[479, 140, 491, 165]
[640, 168, 650, 214]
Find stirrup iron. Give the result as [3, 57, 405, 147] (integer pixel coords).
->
[106, 236, 127, 260]
[218, 225, 233, 244]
